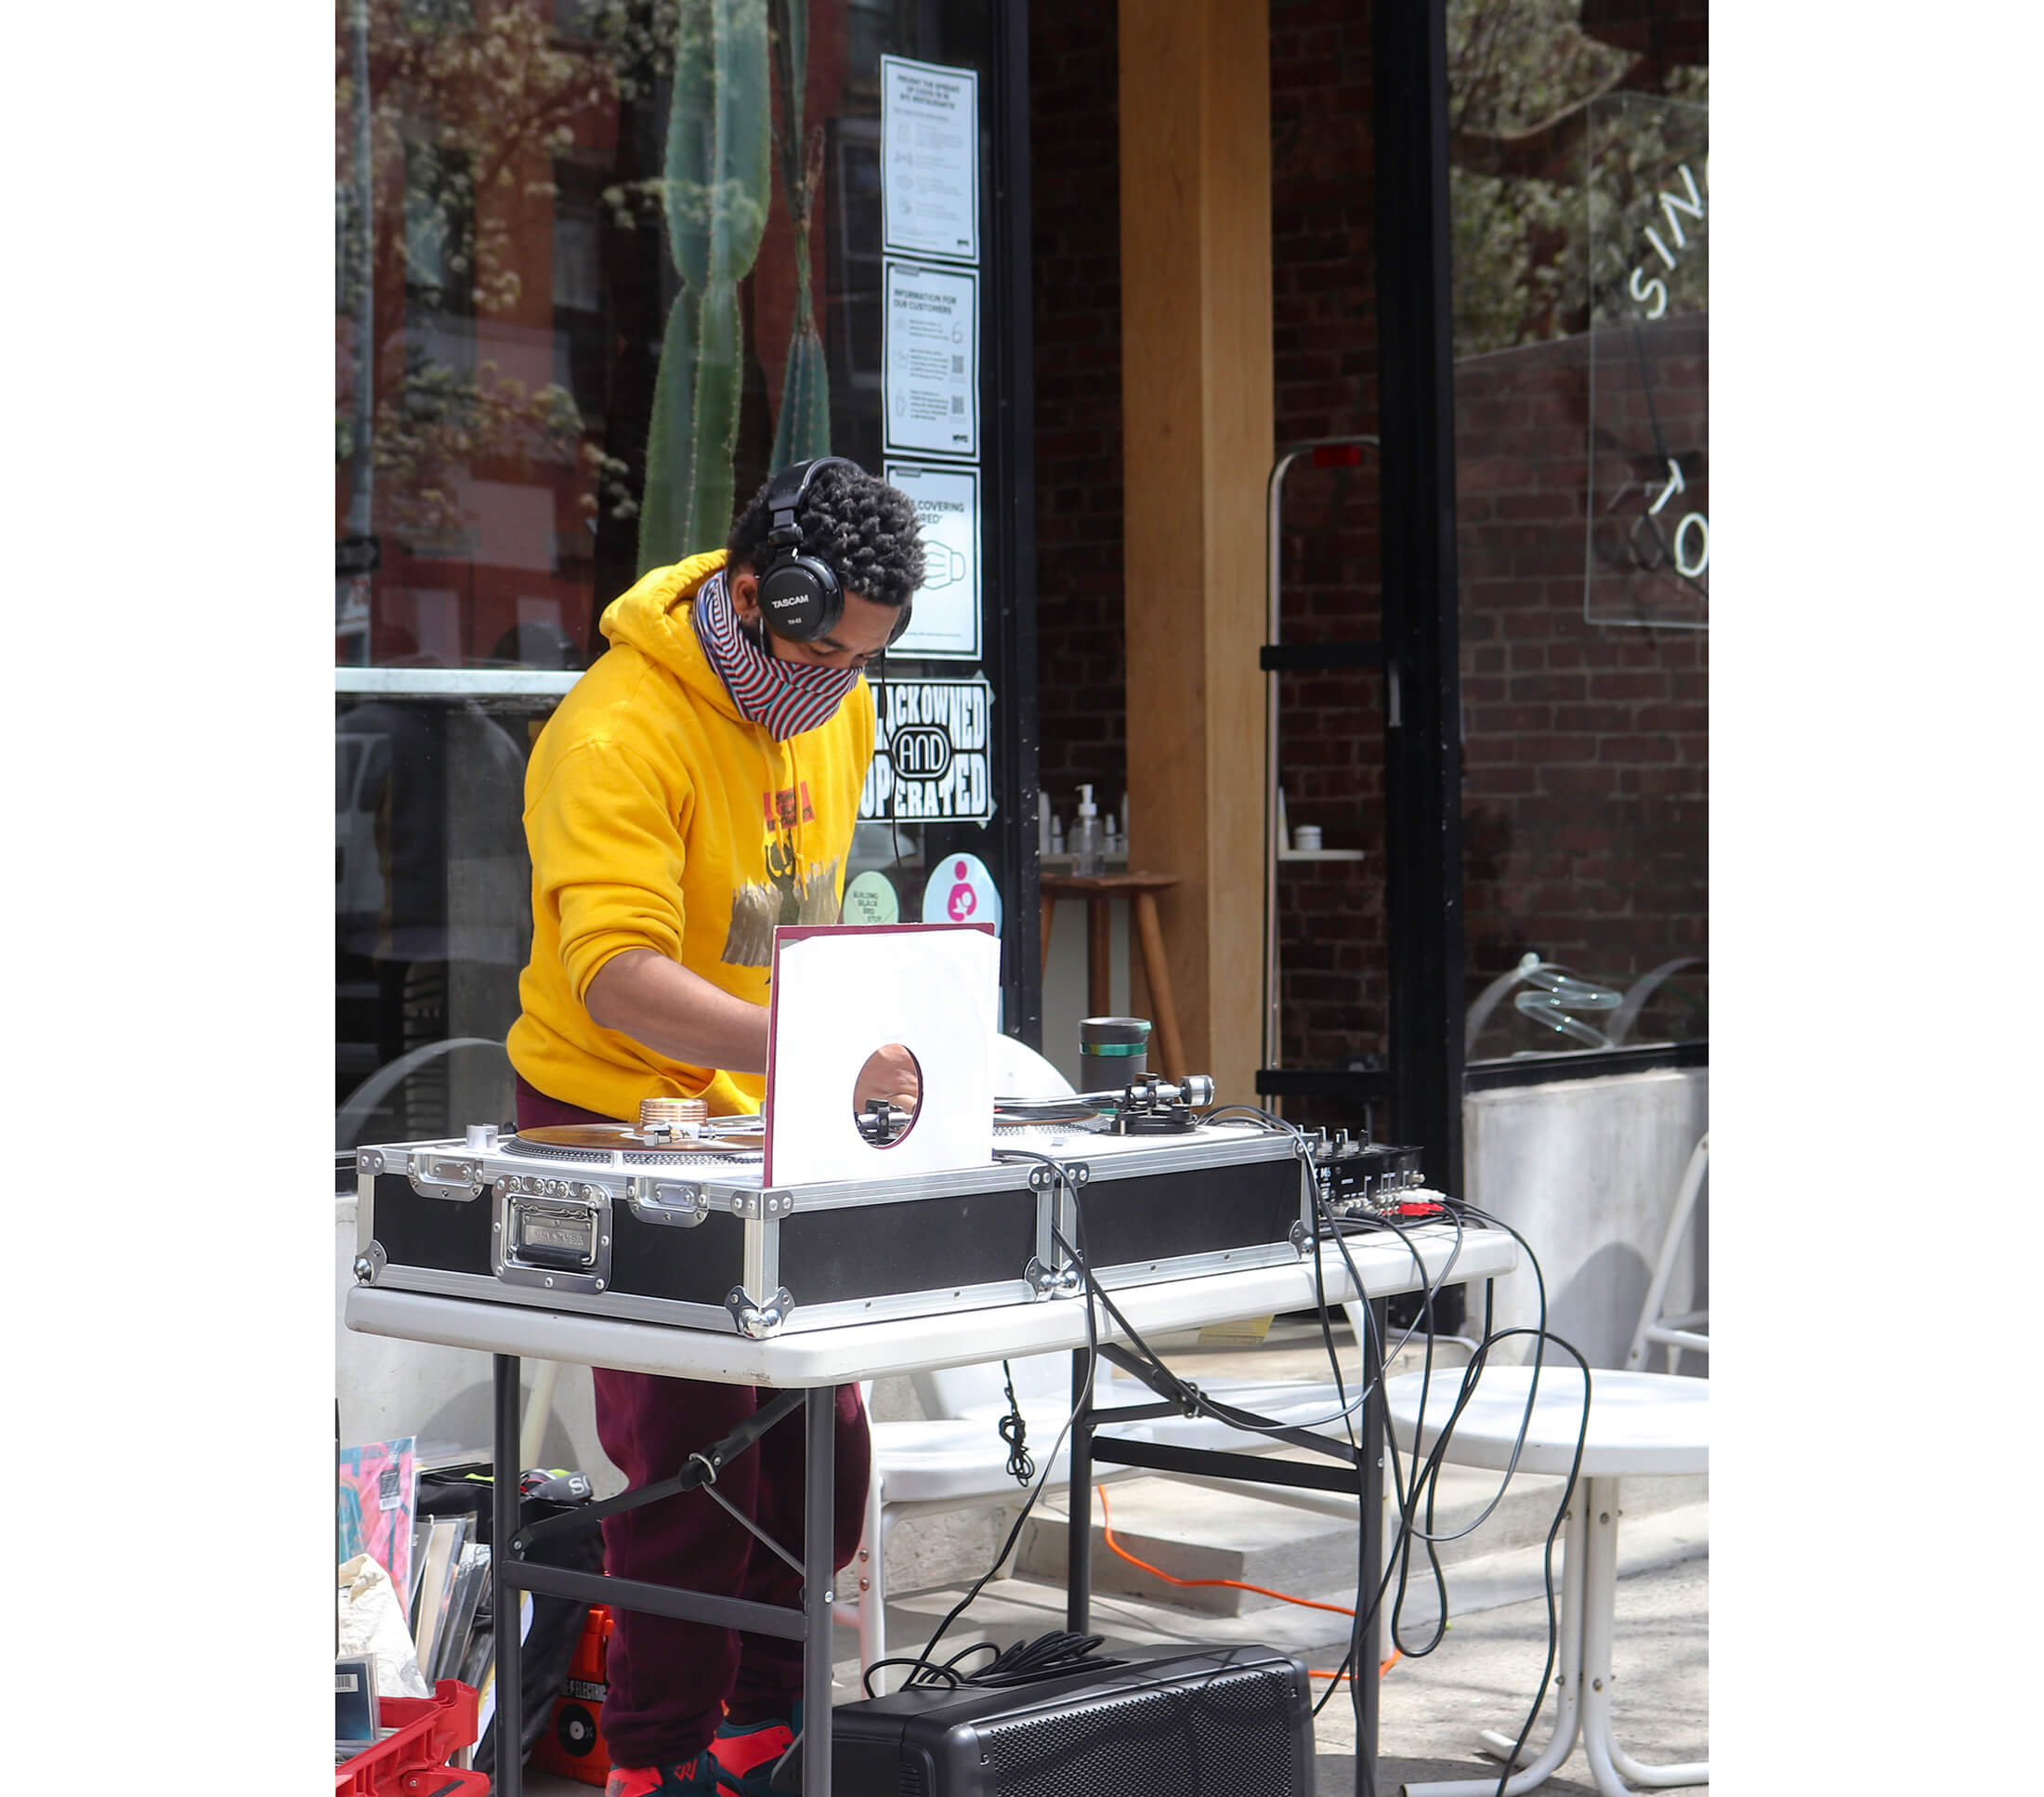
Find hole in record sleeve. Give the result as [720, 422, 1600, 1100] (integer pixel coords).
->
[852, 1043, 924, 1149]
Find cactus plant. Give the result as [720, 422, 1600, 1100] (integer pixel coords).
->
[768, 0, 832, 469]
[638, 0, 771, 574]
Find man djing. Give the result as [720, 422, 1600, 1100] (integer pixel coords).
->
[507, 459, 925, 1795]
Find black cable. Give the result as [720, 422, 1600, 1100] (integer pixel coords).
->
[882, 1150, 1100, 1697]
[999, 1359, 1035, 1486]
[872, 645, 909, 882]
[994, 1125, 1578, 1797]
[1306, 1208, 1566, 1720]
[1324, 1208, 1590, 1797]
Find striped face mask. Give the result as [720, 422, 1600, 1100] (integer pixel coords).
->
[689, 570, 863, 741]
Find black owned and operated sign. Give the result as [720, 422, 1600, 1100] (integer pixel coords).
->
[859, 675, 996, 824]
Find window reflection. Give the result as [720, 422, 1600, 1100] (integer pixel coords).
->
[335, 696, 553, 1148]
[1446, 0, 1710, 1062]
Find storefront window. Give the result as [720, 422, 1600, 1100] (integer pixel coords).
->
[1447, 0, 1708, 1065]
[335, 0, 1016, 1151]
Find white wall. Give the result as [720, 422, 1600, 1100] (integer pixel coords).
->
[1462, 1067, 1708, 1371]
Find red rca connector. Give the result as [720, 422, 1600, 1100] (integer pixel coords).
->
[1389, 1201, 1447, 1219]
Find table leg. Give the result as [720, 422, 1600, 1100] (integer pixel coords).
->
[1357, 1297, 1383, 1790]
[1065, 1347, 1094, 1633]
[1041, 898, 1055, 977]
[492, 1353, 524, 1797]
[1131, 893, 1186, 1082]
[1086, 897, 1112, 1019]
[802, 1387, 835, 1797]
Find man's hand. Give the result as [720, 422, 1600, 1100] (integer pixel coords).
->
[855, 1043, 923, 1112]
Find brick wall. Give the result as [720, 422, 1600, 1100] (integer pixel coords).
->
[1028, 0, 1127, 815]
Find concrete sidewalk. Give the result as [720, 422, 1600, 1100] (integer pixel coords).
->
[523, 1318, 1707, 1794]
[523, 1505, 1707, 1796]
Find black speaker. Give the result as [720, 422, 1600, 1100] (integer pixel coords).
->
[774, 1644, 1316, 1797]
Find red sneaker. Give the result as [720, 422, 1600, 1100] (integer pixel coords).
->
[705, 1701, 804, 1793]
[603, 1754, 729, 1796]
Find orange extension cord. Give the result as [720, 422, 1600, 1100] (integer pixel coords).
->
[1094, 1484, 1400, 1681]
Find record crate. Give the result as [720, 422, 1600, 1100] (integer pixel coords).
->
[337, 1678, 488, 1796]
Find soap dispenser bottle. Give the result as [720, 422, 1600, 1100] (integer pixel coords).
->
[1073, 783, 1103, 874]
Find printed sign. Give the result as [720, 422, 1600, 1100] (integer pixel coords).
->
[859, 674, 997, 825]
[884, 259, 977, 459]
[881, 56, 979, 263]
[885, 461, 981, 661]
[922, 852, 1002, 935]
[843, 870, 901, 925]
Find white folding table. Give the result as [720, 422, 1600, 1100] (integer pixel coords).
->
[347, 1221, 1516, 1796]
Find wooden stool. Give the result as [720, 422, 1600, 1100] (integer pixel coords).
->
[1039, 872, 1187, 1082]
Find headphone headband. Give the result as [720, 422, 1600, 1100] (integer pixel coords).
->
[764, 456, 859, 549]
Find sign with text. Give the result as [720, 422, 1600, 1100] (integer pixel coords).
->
[1585, 94, 1708, 629]
[881, 55, 979, 263]
[884, 259, 978, 459]
[885, 460, 982, 660]
[859, 674, 997, 825]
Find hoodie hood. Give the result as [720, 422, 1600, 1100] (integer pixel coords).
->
[598, 549, 744, 722]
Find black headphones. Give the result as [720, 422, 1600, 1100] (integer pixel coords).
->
[754, 457, 913, 648]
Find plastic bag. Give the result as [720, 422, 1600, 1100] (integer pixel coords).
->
[338, 1552, 433, 1699]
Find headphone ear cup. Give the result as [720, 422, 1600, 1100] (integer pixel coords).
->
[886, 599, 913, 647]
[757, 556, 843, 642]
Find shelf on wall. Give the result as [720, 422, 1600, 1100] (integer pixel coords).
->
[1278, 848, 1366, 862]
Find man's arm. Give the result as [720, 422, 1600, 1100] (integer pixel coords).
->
[584, 949, 770, 1072]
[584, 950, 922, 1108]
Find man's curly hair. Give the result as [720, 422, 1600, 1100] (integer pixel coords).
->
[727, 461, 925, 611]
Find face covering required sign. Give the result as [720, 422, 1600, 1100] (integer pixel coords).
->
[860, 675, 997, 824]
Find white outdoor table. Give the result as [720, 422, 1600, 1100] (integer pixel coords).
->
[347, 1220, 1516, 1796]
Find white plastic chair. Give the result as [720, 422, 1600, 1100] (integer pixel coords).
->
[1624, 1135, 1709, 1374]
[837, 1035, 1387, 1683]
[1381, 1136, 1712, 1795]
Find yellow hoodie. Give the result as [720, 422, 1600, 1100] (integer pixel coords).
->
[506, 551, 874, 1121]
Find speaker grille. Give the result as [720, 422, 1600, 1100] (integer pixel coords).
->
[978, 1665, 1300, 1797]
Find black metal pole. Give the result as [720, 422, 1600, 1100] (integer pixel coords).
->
[1357, 1296, 1386, 1791]
[802, 1387, 836, 1797]
[1371, 0, 1465, 1199]
[492, 1353, 524, 1797]
[1065, 1346, 1094, 1633]
[993, 0, 1042, 1051]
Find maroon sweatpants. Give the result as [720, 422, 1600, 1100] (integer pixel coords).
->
[516, 1078, 872, 1768]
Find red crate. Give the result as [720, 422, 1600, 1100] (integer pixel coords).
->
[530, 1605, 616, 1787]
[337, 1678, 489, 1796]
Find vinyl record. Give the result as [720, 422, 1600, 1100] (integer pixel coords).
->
[515, 1122, 759, 1154]
[556, 1700, 599, 1756]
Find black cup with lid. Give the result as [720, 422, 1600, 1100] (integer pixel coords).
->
[1080, 1016, 1151, 1089]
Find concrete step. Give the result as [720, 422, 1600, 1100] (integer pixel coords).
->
[1015, 1457, 1708, 1619]
[878, 1490, 1705, 1673]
